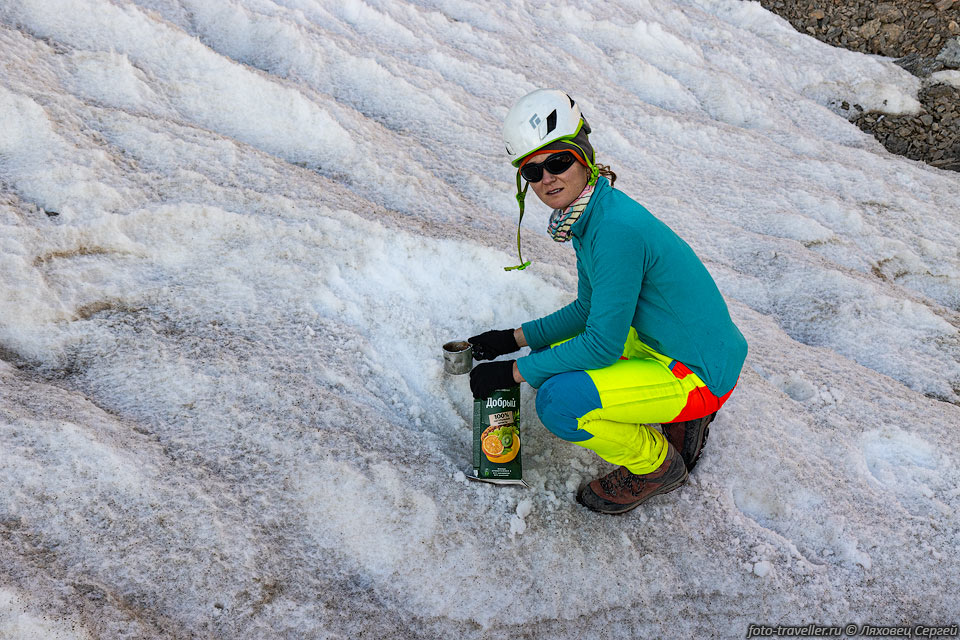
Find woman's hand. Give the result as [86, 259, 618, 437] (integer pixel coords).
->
[468, 329, 520, 360]
[469, 361, 519, 399]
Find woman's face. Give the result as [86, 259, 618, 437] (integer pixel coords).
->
[525, 153, 589, 210]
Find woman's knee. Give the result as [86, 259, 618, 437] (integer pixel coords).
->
[535, 371, 601, 442]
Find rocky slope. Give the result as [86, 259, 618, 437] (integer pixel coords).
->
[760, 0, 960, 171]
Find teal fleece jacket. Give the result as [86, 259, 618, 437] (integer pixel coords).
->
[517, 177, 747, 397]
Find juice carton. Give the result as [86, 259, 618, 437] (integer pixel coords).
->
[469, 385, 526, 486]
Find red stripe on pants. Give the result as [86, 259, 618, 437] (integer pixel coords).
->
[665, 361, 735, 423]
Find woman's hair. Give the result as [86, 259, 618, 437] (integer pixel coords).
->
[595, 163, 617, 187]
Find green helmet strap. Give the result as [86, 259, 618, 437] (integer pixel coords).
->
[566, 139, 600, 186]
[504, 170, 532, 271]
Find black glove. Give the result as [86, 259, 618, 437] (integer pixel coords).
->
[469, 361, 517, 399]
[468, 329, 519, 361]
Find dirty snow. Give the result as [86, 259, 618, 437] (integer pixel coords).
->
[1, 1, 959, 638]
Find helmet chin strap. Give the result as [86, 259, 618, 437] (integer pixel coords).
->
[504, 169, 532, 271]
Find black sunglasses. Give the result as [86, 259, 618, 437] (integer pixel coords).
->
[520, 151, 577, 183]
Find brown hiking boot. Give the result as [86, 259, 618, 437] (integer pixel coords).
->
[661, 412, 717, 472]
[576, 443, 688, 515]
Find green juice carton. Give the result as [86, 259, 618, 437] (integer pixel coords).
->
[469, 386, 527, 486]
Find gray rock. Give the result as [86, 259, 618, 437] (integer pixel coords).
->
[876, 4, 902, 23]
[860, 18, 882, 40]
[895, 52, 945, 76]
[937, 36, 960, 69]
[880, 23, 905, 43]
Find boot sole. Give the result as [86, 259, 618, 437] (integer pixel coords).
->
[576, 470, 689, 515]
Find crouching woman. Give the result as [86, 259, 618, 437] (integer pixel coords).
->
[469, 89, 748, 515]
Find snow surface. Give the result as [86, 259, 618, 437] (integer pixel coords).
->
[931, 69, 960, 90]
[1, 0, 958, 638]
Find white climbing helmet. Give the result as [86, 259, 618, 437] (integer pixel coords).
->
[502, 89, 588, 167]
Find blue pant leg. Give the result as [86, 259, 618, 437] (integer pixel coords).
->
[535, 371, 602, 442]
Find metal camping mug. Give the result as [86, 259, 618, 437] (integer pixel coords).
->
[442, 340, 473, 375]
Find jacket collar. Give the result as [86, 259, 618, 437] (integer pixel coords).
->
[571, 176, 610, 239]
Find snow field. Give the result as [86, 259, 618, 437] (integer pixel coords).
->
[0, 587, 91, 640]
[1, 0, 959, 638]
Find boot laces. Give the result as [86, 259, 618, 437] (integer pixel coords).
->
[599, 467, 641, 496]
